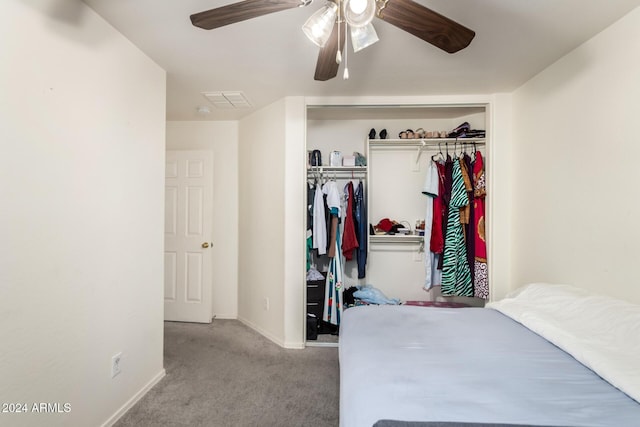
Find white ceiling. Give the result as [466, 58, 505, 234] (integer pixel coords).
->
[82, 0, 640, 121]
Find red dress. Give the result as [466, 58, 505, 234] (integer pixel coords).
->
[430, 161, 446, 254]
[473, 152, 489, 299]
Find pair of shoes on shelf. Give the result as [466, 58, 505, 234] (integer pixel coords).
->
[368, 128, 388, 139]
[418, 130, 449, 138]
[398, 129, 414, 139]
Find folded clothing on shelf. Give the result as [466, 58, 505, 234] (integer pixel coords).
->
[374, 218, 410, 235]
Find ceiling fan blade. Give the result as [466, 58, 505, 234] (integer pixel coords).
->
[377, 0, 475, 53]
[191, 0, 305, 30]
[314, 21, 346, 81]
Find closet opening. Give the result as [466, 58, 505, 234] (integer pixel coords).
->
[304, 104, 489, 346]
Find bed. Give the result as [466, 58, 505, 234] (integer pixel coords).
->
[339, 283, 640, 427]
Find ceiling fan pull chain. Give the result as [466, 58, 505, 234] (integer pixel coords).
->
[343, 22, 350, 80]
[336, 0, 343, 64]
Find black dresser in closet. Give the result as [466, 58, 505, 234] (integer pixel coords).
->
[306, 275, 325, 320]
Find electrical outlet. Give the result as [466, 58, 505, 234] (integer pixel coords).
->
[263, 297, 270, 311]
[111, 352, 122, 379]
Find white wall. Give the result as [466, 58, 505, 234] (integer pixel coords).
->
[0, 1, 166, 426]
[283, 97, 306, 348]
[511, 6, 640, 304]
[237, 99, 287, 345]
[166, 121, 239, 319]
[487, 93, 514, 301]
[237, 97, 306, 348]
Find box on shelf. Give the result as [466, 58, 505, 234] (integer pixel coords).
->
[342, 155, 355, 167]
[330, 151, 342, 166]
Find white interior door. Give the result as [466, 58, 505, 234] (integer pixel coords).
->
[164, 150, 214, 323]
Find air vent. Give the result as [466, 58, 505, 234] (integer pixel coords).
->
[202, 91, 252, 109]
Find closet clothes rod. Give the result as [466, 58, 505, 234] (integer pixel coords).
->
[413, 138, 483, 164]
[369, 138, 485, 148]
[307, 166, 367, 171]
[306, 167, 367, 177]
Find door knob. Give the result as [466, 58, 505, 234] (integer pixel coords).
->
[201, 242, 210, 249]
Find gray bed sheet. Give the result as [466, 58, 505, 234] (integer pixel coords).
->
[339, 306, 640, 427]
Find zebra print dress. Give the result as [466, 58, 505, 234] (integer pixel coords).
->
[441, 159, 473, 296]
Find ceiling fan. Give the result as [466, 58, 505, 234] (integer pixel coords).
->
[190, 0, 475, 81]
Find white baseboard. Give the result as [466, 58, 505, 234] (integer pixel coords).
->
[101, 369, 166, 427]
[213, 314, 238, 320]
[237, 316, 284, 347]
[237, 316, 305, 349]
[284, 340, 305, 349]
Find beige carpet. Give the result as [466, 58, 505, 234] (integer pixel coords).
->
[115, 320, 339, 427]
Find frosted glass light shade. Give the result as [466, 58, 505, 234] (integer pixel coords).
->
[343, 0, 375, 27]
[351, 22, 379, 52]
[348, 0, 368, 14]
[302, 2, 338, 47]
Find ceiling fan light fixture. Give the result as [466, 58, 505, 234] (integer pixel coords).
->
[302, 2, 338, 47]
[348, 0, 367, 14]
[343, 0, 375, 27]
[350, 22, 379, 52]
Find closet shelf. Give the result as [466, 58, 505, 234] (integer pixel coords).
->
[370, 235, 424, 244]
[369, 138, 485, 148]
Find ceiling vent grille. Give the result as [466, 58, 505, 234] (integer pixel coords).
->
[202, 91, 252, 109]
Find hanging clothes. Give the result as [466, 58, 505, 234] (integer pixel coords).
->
[473, 151, 489, 299]
[324, 211, 343, 326]
[307, 182, 315, 231]
[327, 214, 339, 258]
[458, 157, 472, 230]
[322, 180, 343, 325]
[463, 153, 476, 280]
[322, 180, 341, 212]
[422, 160, 439, 290]
[354, 180, 367, 279]
[438, 155, 454, 271]
[430, 161, 446, 254]
[429, 160, 446, 287]
[441, 159, 473, 297]
[342, 182, 359, 260]
[312, 181, 327, 255]
[307, 183, 315, 270]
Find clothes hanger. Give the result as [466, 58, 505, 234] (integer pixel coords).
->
[415, 139, 426, 166]
[432, 141, 445, 163]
